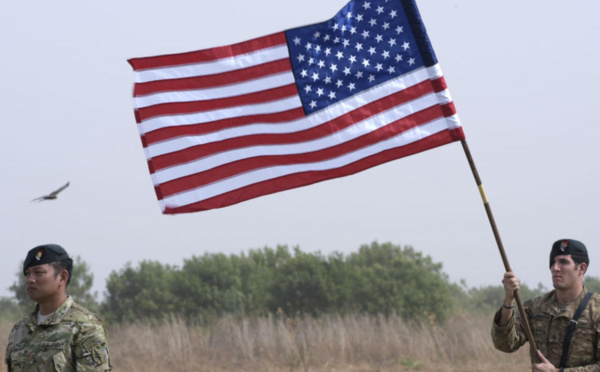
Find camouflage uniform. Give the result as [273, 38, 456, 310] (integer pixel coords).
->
[5, 296, 111, 372]
[492, 287, 600, 370]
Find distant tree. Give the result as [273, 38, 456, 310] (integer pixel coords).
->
[101, 261, 178, 323]
[584, 276, 600, 293]
[0, 297, 21, 322]
[465, 282, 546, 314]
[9, 256, 99, 313]
[101, 243, 462, 324]
[346, 242, 456, 323]
[268, 247, 332, 316]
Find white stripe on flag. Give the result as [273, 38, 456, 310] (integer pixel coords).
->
[151, 91, 441, 185]
[142, 66, 432, 157]
[133, 45, 289, 83]
[134, 71, 295, 109]
[159, 116, 452, 211]
[139, 95, 303, 134]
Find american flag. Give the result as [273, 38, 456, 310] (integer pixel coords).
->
[129, 0, 464, 214]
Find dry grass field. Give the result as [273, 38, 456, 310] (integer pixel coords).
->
[1, 312, 531, 371]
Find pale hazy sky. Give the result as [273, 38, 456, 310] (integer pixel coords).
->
[1, 0, 599, 300]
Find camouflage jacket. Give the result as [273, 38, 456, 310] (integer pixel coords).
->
[5, 296, 111, 372]
[492, 287, 600, 371]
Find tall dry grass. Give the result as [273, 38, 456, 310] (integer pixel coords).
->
[1, 312, 530, 372]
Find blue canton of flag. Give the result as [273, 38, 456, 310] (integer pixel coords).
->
[286, 0, 423, 114]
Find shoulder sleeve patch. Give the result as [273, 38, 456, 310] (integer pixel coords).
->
[80, 335, 108, 366]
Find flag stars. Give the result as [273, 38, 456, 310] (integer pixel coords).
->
[288, 2, 425, 113]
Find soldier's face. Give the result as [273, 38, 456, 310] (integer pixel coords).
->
[550, 254, 584, 290]
[24, 263, 63, 303]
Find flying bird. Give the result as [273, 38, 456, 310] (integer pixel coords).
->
[31, 181, 70, 203]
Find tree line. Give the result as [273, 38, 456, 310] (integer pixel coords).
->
[4, 242, 599, 325]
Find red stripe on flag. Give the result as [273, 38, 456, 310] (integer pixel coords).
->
[143, 108, 306, 145]
[128, 33, 287, 70]
[157, 104, 445, 199]
[149, 79, 436, 171]
[163, 130, 458, 213]
[134, 59, 292, 96]
[431, 76, 447, 93]
[137, 84, 299, 121]
[441, 102, 456, 117]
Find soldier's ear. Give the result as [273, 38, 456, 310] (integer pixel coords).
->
[578, 262, 587, 276]
[59, 269, 69, 286]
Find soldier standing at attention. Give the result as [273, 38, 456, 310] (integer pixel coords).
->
[5, 244, 112, 371]
[492, 239, 600, 371]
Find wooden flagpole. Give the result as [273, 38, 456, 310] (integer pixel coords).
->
[460, 139, 540, 362]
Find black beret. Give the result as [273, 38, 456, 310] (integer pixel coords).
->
[549, 239, 588, 268]
[23, 244, 70, 275]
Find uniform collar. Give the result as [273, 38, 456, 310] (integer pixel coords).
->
[25, 296, 74, 328]
[540, 287, 589, 317]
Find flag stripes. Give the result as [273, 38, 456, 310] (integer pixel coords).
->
[129, 0, 464, 213]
